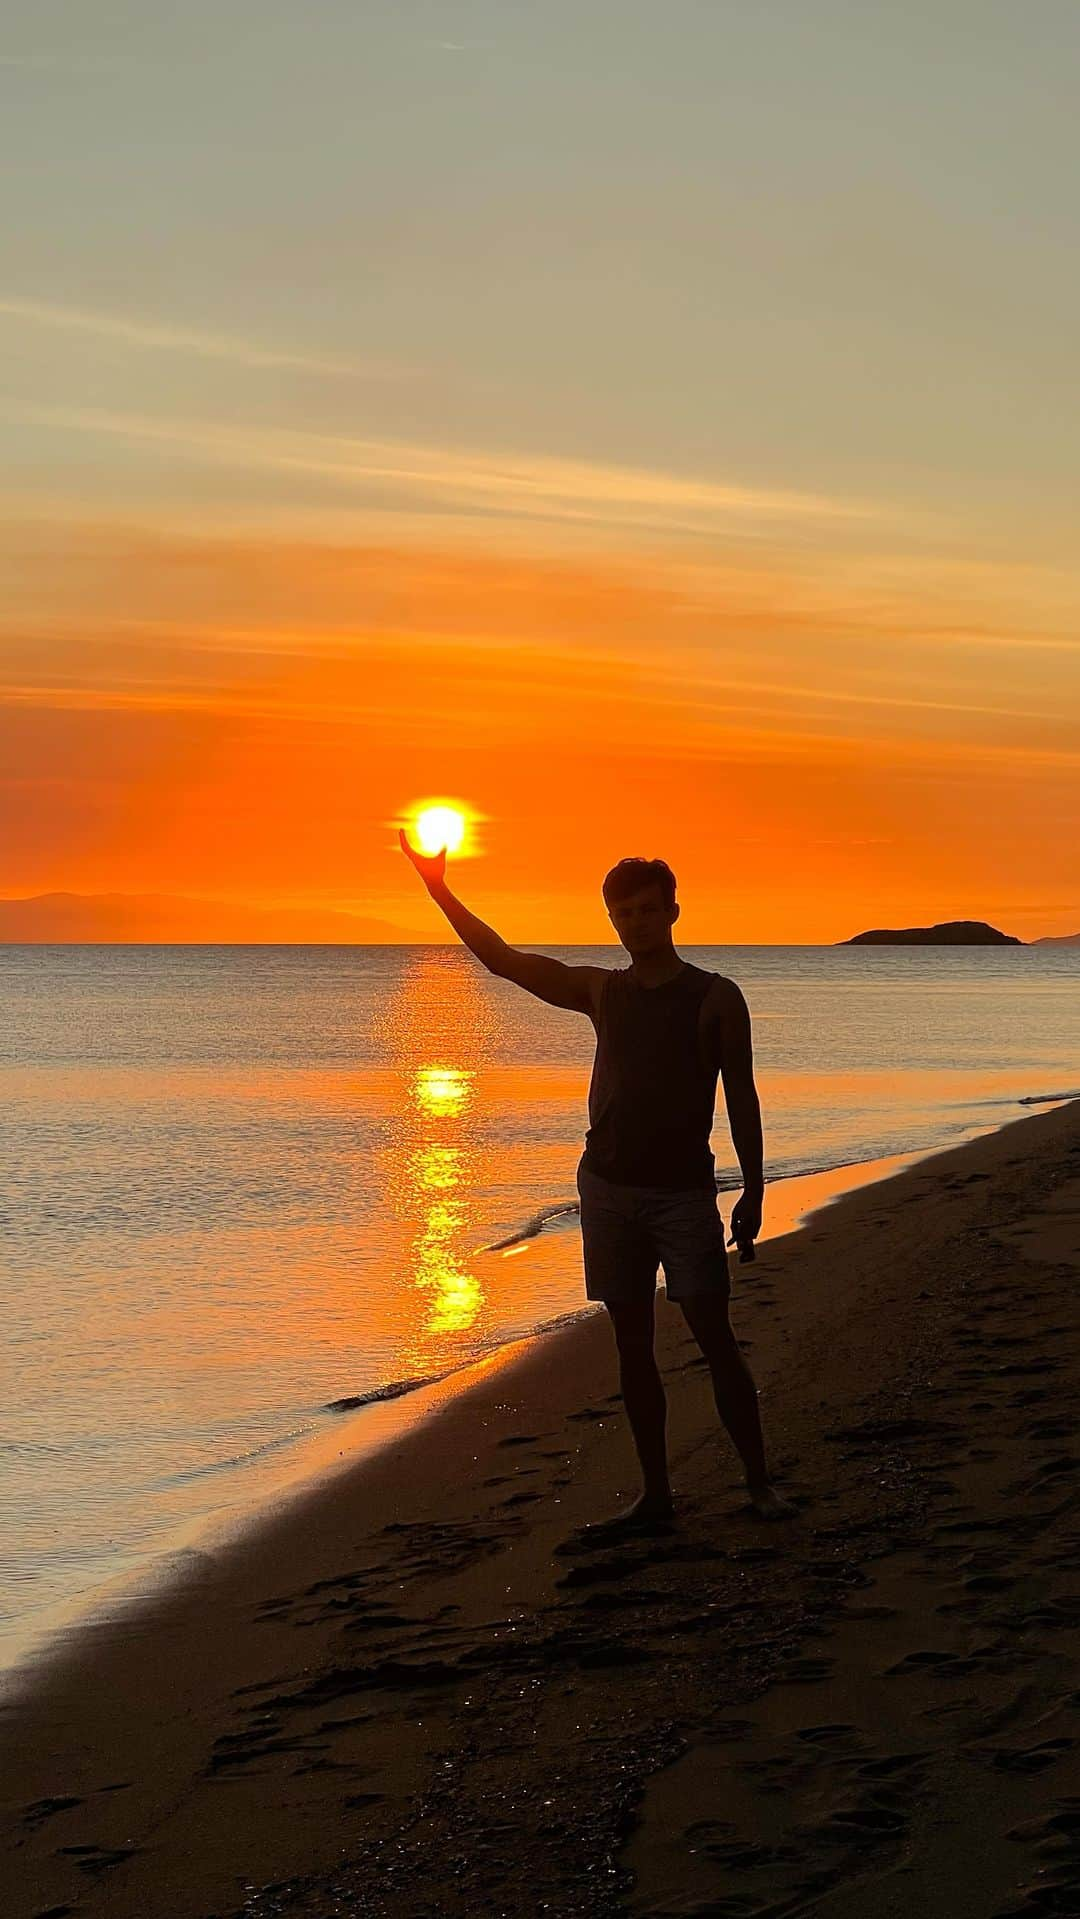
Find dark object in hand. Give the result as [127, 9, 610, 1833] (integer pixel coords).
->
[727, 1230, 756, 1265]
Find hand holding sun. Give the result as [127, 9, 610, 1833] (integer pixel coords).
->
[399, 803, 468, 889]
[399, 826, 447, 888]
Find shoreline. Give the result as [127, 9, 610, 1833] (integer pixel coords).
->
[2, 1096, 1078, 1917]
[0, 1116, 1038, 1684]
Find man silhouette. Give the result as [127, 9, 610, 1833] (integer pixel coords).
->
[400, 833, 791, 1531]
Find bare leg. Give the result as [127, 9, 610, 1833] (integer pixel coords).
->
[603, 1295, 674, 1519]
[680, 1294, 793, 1520]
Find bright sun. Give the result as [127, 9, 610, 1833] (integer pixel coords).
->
[414, 805, 467, 857]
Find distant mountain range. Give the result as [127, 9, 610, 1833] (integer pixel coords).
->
[1030, 931, 1080, 946]
[841, 919, 1023, 946]
[0, 892, 423, 944]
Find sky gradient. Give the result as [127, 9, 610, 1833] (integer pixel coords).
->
[4, 1, 1078, 941]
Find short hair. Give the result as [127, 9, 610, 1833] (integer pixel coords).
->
[602, 857, 677, 912]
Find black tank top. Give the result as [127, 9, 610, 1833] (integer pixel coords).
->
[582, 961, 720, 1190]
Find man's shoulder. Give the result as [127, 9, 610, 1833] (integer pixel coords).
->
[698, 971, 747, 1025]
[698, 967, 738, 1003]
[582, 961, 624, 1018]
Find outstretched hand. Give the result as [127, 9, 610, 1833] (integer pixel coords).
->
[399, 827, 447, 890]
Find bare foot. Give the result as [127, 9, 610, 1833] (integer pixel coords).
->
[570, 1492, 676, 1547]
[747, 1483, 796, 1521]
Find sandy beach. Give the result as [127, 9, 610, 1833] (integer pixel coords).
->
[2, 1097, 1078, 1919]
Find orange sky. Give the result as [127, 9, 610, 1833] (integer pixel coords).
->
[7, 11, 1080, 942]
[5, 8, 1080, 942]
[4, 513, 1077, 941]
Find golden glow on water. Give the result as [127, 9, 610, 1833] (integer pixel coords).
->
[410, 1142, 460, 1193]
[406, 1133, 483, 1338]
[412, 1066, 473, 1117]
[414, 1206, 483, 1334]
[404, 1143, 482, 1336]
[9, 940, 1075, 1678]
[374, 955, 509, 1357]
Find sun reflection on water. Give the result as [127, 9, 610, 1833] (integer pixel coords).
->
[403, 1140, 482, 1334]
[373, 956, 507, 1356]
[412, 1065, 473, 1118]
[405, 1119, 484, 1337]
[410, 1141, 460, 1193]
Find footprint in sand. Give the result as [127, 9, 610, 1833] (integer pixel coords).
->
[556, 1554, 646, 1587]
[305, 1570, 370, 1595]
[1032, 1454, 1079, 1479]
[776, 1655, 835, 1684]
[576, 1587, 666, 1613]
[57, 1843, 141, 1874]
[22, 1795, 83, 1825]
[856, 1750, 931, 1778]
[825, 1803, 907, 1838]
[1008, 1805, 1080, 1844]
[340, 1610, 414, 1634]
[976, 1736, 1076, 1773]
[794, 1723, 858, 1746]
[885, 1648, 969, 1675]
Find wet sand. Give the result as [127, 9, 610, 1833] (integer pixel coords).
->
[2, 1098, 1078, 1919]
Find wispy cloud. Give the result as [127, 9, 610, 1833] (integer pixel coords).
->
[13, 403, 881, 539]
[906, 625, 1080, 656]
[0, 298, 415, 381]
[677, 669, 1059, 728]
[3, 599, 1072, 753]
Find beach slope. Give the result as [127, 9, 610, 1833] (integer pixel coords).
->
[2, 1100, 1078, 1918]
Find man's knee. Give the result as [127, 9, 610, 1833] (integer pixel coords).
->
[680, 1295, 739, 1362]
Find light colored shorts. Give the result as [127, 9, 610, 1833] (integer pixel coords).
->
[576, 1155, 731, 1305]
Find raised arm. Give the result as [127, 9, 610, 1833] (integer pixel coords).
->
[399, 830, 602, 1016]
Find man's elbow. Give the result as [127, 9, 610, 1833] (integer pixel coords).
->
[485, 939, 515, 980]
[723, 1077, 760, 1113]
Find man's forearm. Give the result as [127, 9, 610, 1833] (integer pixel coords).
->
[426, 878, 510, 974]
[728, 1092, 764, 1195]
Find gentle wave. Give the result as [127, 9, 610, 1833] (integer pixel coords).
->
[148, 1421, 320, 1490]
[325, 1373, 448, 1413]
[477, 1200, 580, 1254]
[322, 1308, 602, 1420]
[478, 1151, 900, 1257]
[477, 1090, 1078, 1255]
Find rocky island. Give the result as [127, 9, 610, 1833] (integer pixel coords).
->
[841, 919, 1023, 946]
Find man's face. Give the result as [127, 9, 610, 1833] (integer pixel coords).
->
[607, 885, 678, 954]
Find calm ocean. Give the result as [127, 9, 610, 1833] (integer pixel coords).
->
[2, 942, 1077, 1670]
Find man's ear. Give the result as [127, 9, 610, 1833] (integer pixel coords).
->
[671, 902, 681, 925]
